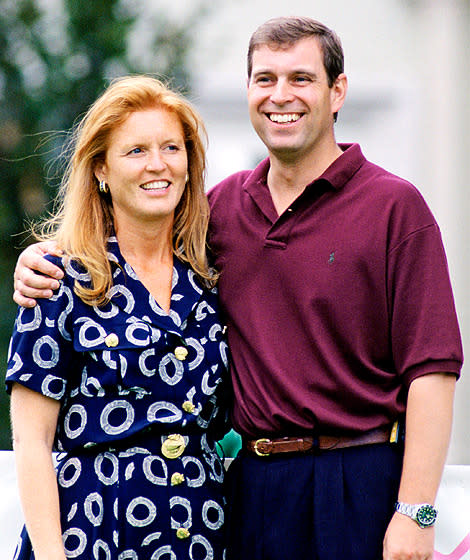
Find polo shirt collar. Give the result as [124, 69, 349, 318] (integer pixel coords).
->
[242, 158, 276, 221]
[317, 143, 366, 191]
[243, 143, 366, 195]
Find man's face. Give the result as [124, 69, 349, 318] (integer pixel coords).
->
[247, 37, 345, 162]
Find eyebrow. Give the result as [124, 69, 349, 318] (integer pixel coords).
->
[252, 68, 320, 79]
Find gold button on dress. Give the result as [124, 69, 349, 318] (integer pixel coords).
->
[174, 346, 189, 360]
[104, 333, 119, 347]
[182, 401, 195, 413]
[161, 434, 186, 459]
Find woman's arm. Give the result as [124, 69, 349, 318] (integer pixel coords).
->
[11, 383, 66, 560]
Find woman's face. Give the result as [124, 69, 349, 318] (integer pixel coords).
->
[95, 107, 188, 233]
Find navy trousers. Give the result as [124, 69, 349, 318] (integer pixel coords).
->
[225, 442, 403, 560]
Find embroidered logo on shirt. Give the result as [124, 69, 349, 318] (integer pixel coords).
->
[328, 252, 336, 264]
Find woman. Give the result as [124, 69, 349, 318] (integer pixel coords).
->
[6, 76, 229, 559]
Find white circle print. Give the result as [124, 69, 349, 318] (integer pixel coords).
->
[151, 546, 176, 560]
[202, 500, 224, 530]
[63, 527, 87, 558]
[33, 335, 60, 368]
[100, 400, 135, 435]
[126, 496, 157, 527]
[58, 457, 82, 488]
[64, 404, 87, 440]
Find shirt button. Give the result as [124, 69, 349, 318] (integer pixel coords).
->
[105, 333, 119, 347]
[174, 346, 188, 361]
[182, 401, 195, 414]
[171, 472, 185, 486]
[161, 434, 186, 459]
[176, 528, 190, 539]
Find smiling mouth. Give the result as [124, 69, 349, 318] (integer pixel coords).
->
[268, 113, 302, 123]
[140, 181, 170, 191]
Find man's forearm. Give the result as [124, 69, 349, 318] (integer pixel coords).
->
[383, 372, 456, 560]
[398, 372, 456, 504]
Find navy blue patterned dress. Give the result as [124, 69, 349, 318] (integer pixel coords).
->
[6, 237, 229, 559]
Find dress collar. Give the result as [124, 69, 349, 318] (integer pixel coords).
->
[104, 236, 206, 334]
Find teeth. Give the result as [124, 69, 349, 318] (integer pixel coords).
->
[141, 181, 169, 190]
[269, 113, 301, 123]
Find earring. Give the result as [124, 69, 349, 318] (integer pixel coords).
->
[99, 180, 109, 194]
[185, 173, 189, 184]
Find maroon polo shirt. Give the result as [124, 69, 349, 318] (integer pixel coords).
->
[207, 143, 463, 438]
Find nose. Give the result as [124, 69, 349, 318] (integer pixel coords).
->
[270, 78, 293, 105]
[146, 150, 167, 172]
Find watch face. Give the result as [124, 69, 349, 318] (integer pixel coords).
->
[416, 505, 437, 527]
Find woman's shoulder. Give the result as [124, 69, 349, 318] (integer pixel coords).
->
[45, 254, 93, 290]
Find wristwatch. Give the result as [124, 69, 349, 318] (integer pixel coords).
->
[394, 501, 438, 528]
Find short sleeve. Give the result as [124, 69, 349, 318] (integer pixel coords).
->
[5, 277, 75, 400]
[388, 223, 463, 385]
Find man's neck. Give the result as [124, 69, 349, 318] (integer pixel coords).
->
[267, 142, 343, 215]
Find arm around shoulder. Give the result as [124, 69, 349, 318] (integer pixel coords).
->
[13, 241, 64, 307]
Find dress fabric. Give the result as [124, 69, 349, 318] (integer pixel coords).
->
[6, 237, 229, 559]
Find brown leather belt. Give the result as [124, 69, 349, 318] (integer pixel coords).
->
[244, 424, 400, 457]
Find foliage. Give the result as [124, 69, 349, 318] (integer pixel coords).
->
[0, 0, 211, 449]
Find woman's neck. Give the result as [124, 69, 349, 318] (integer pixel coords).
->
[114, 219, 175, 313]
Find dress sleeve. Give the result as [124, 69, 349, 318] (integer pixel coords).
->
[5, 273, 75, 401]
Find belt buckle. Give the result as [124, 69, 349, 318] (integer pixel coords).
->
[253, 438, 271, 457]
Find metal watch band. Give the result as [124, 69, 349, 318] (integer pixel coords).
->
[394, 501, 437, 528]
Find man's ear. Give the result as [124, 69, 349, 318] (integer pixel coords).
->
[331, 73, 348, 114]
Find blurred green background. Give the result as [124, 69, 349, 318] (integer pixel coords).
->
[0, 0, 241, 456]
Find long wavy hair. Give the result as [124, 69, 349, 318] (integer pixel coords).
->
[37, 75, 215, 305]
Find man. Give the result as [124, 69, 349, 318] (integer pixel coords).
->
[13, 16, 463, 560]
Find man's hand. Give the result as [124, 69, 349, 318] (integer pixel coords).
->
[383, 512, 434, 559]
[13, 241, 64, 307]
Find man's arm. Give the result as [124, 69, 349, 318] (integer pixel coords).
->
[13, 242, 64, 307]
[383, 372, 456, 560]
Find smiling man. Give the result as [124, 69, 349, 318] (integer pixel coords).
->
[207, 16, 463, 560]
[12, 16, 463, 560]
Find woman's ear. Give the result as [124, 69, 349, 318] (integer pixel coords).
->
[94, 162, 106, 184]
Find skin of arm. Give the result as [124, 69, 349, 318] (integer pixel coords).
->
[383, 372, 456, 560]
[11, 383, 66, 560]
[13, 242, 64, 307]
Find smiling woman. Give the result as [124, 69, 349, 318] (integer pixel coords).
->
[94, 108, 188, 233]
[6, 76, 229, 560]
[38, 75, 216, 306]
[94, 107, 190, 312]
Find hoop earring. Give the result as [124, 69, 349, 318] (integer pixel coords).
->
[99, 180, 109, 194]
